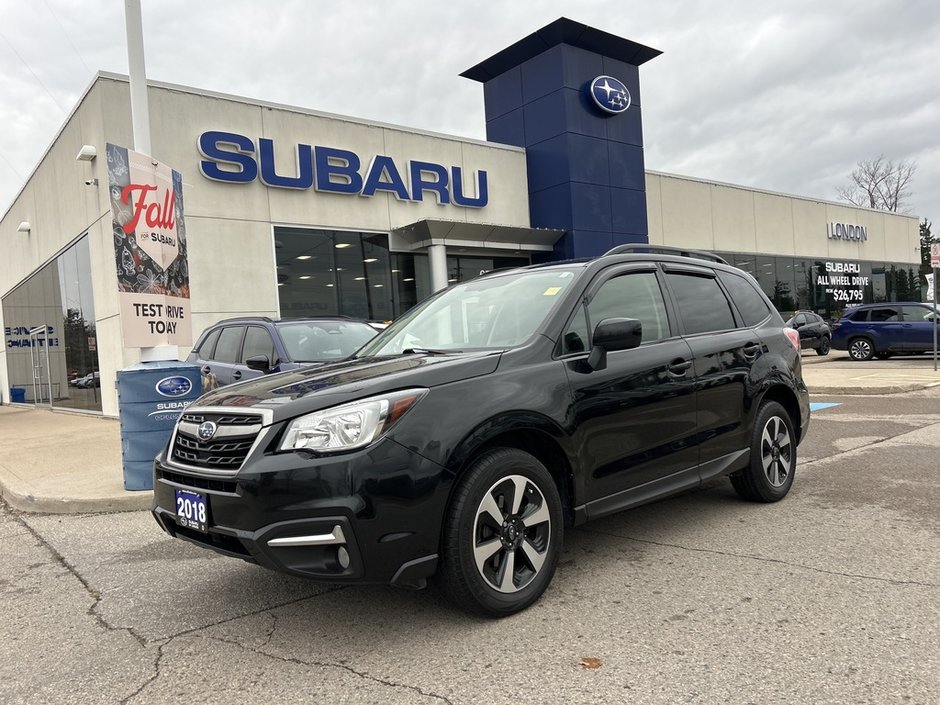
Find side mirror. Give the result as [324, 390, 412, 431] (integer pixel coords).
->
[245, 355, 271, 373]
[587, 318, 642, 371]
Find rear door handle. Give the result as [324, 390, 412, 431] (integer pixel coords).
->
[232, 370, 242, 380]
[667, 359, 693, 376]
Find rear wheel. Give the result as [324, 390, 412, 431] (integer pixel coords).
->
[848, 337, 874, 361]
[730, 401, 796, 502]
[438, 448, 563, 617]
[815, 336, 831, 356]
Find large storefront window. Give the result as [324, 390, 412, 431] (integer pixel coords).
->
[275, 227, 529, 320]
[2, 235, 101, 411]
[717, 251, 922, 319]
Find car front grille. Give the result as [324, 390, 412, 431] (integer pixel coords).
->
[170, 412, 264, 474]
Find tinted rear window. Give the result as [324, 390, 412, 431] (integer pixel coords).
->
[667, 272, 736, 335]
[717, 272, 771, 327]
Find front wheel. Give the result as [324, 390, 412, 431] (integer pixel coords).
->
[848, 337, 875, 361]
[730, 401, 796, 502]
[815, 336, 831, 356]
[438, 448, 563, 617]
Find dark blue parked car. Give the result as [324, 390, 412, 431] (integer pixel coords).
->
[188, 316, 378, 387]
[831, 302, 940, 360]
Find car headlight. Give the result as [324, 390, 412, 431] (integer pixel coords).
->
[279, 388, 428, 453]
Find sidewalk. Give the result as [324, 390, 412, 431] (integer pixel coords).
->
[2, 355, 939, 515]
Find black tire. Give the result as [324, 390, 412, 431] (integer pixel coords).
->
[437, 448, 563, 617]
[730, 401, 796, 503]
[848, 337, 875, 361]
[815, 336, 831, 356]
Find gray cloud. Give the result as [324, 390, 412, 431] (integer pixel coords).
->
[1, 0, 937, 226]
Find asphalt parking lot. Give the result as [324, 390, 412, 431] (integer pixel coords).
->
[2, 379, 938, 704]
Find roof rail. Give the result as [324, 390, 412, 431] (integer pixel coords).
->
[214, 315, 275, 324]
[603, 244, 728, 265]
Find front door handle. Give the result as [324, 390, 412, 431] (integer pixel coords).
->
[232, 370, 242, 380]
[667, 359, 693, 377]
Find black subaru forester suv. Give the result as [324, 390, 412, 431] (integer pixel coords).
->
[153, 246, 810, 617]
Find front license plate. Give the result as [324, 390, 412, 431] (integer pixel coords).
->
[174, 489, 208, 533]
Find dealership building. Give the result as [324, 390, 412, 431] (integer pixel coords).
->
[0, 19, 921, 416]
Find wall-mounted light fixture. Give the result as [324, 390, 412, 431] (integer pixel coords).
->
[75, 145, 97, 162]
[16, 221, 31, 234]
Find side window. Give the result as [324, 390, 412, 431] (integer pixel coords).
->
[869, 307, 899, 322]
[666, 272, 736, 335]
[213, 326, 245, 363]
[900, 306, 932, 322]
[847, 309, 868, 322]
[242, 326, 276, 363]
[196, 328, 221, 359]
[718, 271, 771, 327]
[793, 314, 808, 326]
[584, 271, 670, 345]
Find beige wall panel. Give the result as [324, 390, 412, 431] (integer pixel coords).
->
[753, 193, 794, 255]
[186, 218, 278, 319]
[883, 214, 919, 264]
[644, 174, 665, 245]
[659, 176, 713, 249]
[710, 185, 757, 254]
[790, 199, 829, 259]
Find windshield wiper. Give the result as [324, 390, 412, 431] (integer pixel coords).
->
[401, 347, 462, 355]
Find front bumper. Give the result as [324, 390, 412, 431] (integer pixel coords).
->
[151, 435, 450, 587]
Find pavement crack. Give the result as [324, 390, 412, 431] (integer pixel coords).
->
[119, 639, 168, 705]
[14, 510, 148, 647]
[583, 528, 939, 588]
[205, 634, 455, 704]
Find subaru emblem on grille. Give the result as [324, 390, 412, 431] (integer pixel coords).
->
[197, 421, 217, 441]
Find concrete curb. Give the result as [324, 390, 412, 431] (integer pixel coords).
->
[0, 480, 153, 514]
[807, 381, 940, 396]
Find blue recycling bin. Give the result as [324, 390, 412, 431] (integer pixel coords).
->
[117, 361, 202, 491]
[9, 387, 26, 403]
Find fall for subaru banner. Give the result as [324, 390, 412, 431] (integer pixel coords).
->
[107, 143, 192, 347]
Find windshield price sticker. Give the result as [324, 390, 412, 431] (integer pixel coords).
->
[175, 489, 208, 533]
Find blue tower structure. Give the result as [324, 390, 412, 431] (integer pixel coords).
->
[461, 18, 661, 259]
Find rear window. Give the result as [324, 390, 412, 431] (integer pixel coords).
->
[666, 272, 736, 335]
[719, 272, 771, 327]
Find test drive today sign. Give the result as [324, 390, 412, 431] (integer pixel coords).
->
[107, 144, 192, 347]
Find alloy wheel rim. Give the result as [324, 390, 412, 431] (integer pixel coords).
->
[472, 474, 551, 594]
[851, 340, 871, 359]
[760, 415, 792, 488]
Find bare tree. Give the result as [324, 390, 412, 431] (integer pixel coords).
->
[836, 155, 917, 213]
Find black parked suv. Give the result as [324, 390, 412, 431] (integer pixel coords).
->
[785, 311, 831, 355]
[153, 246, 810, 616]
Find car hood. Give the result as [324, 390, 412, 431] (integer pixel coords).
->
[191, 351, 502, 423]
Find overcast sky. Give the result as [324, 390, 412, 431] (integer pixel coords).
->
[1, 0, 938, 230]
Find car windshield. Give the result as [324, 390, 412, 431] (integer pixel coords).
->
[277, 321, 377, 362]
[357, 268, 580, 357]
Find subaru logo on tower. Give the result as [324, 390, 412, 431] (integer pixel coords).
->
[155, 376, 193, 398]
[589, 75, 631, 115]
[197, 421, 217, 441]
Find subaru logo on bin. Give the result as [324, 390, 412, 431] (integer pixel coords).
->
[589, 75, 631, 114]
[155, 376, 193, 398]
[197, 421, 217, 441]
